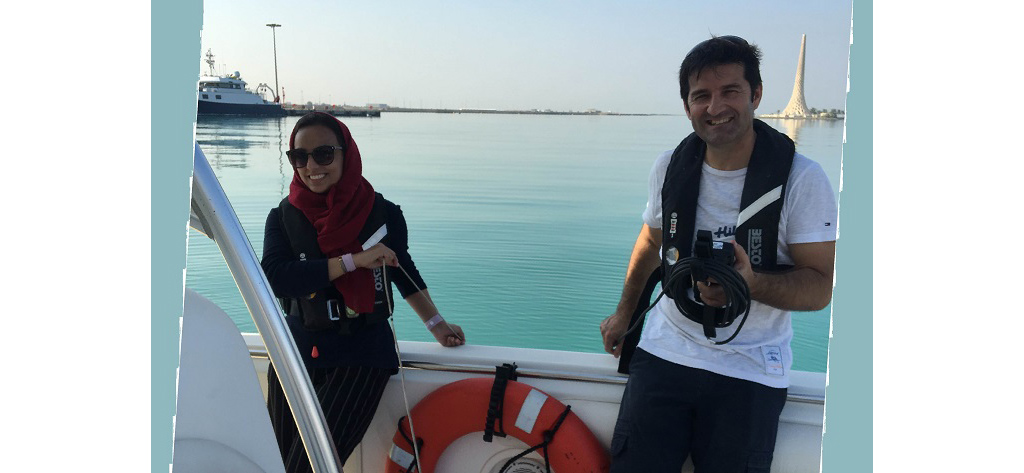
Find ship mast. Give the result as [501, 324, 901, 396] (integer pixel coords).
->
[204, 49, 217, 77]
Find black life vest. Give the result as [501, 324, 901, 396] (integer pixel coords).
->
[277, 193, 394, 335]
[660, 119, 795, 309]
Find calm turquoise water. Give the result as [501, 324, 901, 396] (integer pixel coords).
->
[187, 113, 844, 373]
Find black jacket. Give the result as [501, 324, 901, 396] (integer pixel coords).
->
[261, 195, 426, 370]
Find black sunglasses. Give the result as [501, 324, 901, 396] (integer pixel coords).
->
[286, 145, 343, 168]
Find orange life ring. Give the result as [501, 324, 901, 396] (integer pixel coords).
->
[385, 377, 609, 473]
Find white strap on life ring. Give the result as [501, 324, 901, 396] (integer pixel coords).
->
[389, 443, 415, 470]
[514, 389, 549, 434]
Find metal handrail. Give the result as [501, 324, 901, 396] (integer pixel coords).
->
[190, 143, 343, 473]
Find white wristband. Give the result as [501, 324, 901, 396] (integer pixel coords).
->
[341, 253, 356, 273]
[425, 314, 444, 330]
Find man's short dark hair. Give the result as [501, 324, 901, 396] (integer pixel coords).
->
[678, 35, 763, 109]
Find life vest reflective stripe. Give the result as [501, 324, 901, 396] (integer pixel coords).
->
[385, 378, 610, 473]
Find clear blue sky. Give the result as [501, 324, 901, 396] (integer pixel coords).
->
[199, 0, 852, 115]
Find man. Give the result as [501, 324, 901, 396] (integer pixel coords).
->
[600, 35, 837, 472]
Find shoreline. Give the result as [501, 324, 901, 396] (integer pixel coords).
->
[759, 114, 845, 120]
[383, 107, 667, 116]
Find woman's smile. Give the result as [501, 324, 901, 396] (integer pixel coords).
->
[292, 125, 344, 193]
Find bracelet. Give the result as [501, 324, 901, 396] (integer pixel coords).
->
[341, 253, 356, 273]
[425, 313, 444, 330]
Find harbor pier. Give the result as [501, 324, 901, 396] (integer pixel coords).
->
[282, 104, 381, 117]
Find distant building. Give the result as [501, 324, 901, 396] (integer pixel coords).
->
[366, 103, 390, 110]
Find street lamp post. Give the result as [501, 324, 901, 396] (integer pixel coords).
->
[266, 23, 281, 102]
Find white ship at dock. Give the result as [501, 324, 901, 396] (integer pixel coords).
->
[197, 49, 285, 117]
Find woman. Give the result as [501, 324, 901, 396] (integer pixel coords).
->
[261, 112, 465, 471]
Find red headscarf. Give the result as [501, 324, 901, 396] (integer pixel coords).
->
[287, 113, 377, 313]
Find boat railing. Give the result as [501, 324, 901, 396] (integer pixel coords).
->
[243, 334, 825, 405]
[189, 143, 343, 473]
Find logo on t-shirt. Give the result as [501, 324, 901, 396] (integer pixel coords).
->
[714, 225, 735, 239]
[761, 346, 784, 376]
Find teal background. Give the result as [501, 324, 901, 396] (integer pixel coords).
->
[152, 0, 201, 471]
[152, 1, 870, 471]
[820, 0, 872, 471]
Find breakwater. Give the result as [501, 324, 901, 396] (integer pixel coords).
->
[385, 107, 657, 116]
[282, 105, 381, 117]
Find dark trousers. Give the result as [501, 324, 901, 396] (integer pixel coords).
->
[267, 363, 392, 472]
[610, 349, 787, 473]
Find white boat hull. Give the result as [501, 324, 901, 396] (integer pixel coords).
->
[243, 335, 825, 472]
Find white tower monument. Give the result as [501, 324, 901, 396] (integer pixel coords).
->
[781, 34, 810, 117]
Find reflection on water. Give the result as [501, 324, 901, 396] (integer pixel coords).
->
[271, 118, 286, 196]
[187, 113, 844, 373]
[768, 117, 845, 147]
[779, 118, 805, 144]
[196, 116, 288, 172]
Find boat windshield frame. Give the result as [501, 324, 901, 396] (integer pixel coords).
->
[189, 143, 343, 473]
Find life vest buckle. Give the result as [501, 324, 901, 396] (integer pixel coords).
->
[327, 299, 342, 321]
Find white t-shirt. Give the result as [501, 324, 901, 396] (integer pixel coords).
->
[638, 149, 837, 388]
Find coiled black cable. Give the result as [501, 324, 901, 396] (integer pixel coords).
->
[668, 255, 751, 344]
[620, 255, 752, 345]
